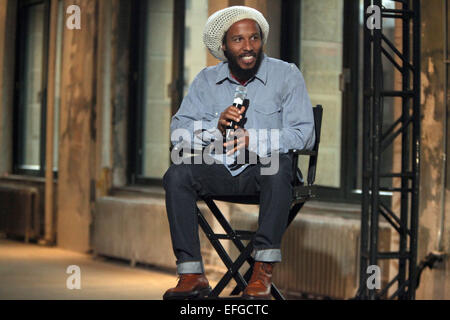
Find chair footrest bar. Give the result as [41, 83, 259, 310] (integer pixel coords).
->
[214, 232, 254, 240]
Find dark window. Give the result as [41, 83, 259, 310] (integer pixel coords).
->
[281, 0, 397, 203]
[281, 0, 361, 202]
[129, 0, 209, 185]
[13, 0, 61, 177]
[13, 0, 51, 176]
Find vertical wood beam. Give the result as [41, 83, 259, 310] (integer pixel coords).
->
[110, 0, 131, 187]
[57, 0, 98, 252]
[42, 0, 59, 245]
[207, 0, 230, 67]
[95, 0, 112, 197]
[244, 0, 266, 16]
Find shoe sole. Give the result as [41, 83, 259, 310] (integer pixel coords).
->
[163, 287, 212, 300]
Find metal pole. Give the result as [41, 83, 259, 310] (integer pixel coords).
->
[42, 0, 59, 246]
[360, 0, 373, 299]
[368, 0, 383, 301]
[398, 0, 411, 300]
[358, 0, 421, 300]
[408, 0, 421, 300]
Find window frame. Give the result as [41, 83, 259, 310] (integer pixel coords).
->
[281, 0, 361, 203]
[127, 0, 363, 204]
[128, 0, 186, 186]
[12, 0, 51, 177]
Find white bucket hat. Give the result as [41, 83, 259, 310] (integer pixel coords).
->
[203, 6, 269, 61]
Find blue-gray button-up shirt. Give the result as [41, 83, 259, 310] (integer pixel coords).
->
[170, 54, 315, 176]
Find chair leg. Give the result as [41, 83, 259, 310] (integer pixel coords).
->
[230, 261, 253, 296]
[198, 200, 304, 300]
[287, 202, 304, 228]
[197, 208, 250, 297]
[209, 240, 254, 297]
[204, 199, 248, 252]
[270, 284, 286, 300]
[202, 199, 259, 296]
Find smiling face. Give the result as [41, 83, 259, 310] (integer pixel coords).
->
[222, 19, 263, 81]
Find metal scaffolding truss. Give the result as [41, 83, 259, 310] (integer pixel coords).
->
[357, 0, 421, 299]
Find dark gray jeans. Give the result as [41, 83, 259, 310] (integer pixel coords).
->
[163, 154, 293, 274]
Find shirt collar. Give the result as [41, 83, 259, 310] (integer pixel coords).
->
[215, 53, 268, 86]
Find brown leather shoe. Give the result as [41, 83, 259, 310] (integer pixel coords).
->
[163, 273, 211, 300]
[242, 262, 274, 300]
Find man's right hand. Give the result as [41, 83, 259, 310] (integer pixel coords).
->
[218, 105, 246, 135]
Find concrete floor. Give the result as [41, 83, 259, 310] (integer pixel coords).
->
[0, 238, 186, 300]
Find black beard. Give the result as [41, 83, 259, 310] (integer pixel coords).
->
[224, 49, 263, 82]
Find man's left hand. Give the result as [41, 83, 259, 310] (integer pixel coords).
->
[223, 128, 249, 155]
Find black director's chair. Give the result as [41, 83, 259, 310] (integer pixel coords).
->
[194, 104, 323, 300]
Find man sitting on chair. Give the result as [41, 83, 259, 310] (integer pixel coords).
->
[163, 6, 315, 300]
